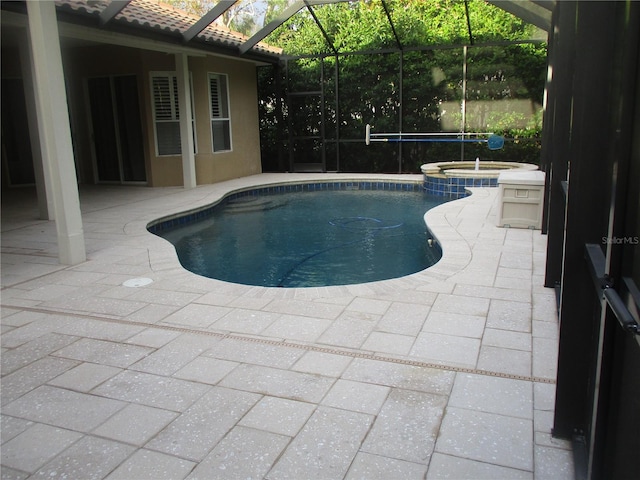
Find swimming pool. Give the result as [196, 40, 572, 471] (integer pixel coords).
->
[149, 182, 446, 288]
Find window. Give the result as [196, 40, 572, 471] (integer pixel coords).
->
[209, 73, 231, 152]
[151, 73, 196, 156]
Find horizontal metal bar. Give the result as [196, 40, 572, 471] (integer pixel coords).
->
[369, 137, 489, 143]
[585, 243, 609, 292]
[99, 0, 131, 26]
[585, 243, 640, 335]
[369, 132, 494, 137]
[603, 288, 640, 335]
[182, 0, 237, 43]
[623, 277, 640, 319]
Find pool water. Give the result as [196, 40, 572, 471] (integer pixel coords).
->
[158, 189, 445, 288]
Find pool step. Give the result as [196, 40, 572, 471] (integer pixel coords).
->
[224, 196, 286, 213]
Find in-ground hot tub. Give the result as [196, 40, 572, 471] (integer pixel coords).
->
[421, 160, 539, 198]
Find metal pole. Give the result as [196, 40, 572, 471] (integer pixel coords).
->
[398, 50, 403, 173]
[461, 45, 467, 161]
[285, 59, 294, 172]
[335, 54, 340, 172]
[320, 56, 326, 172]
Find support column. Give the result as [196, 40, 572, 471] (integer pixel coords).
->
[552, 0, 618, 443]
[27, 0, 86, 265]
[175, 53, 196, 188]
[19, 33, 53, 221]
[543, 2, 574, 289]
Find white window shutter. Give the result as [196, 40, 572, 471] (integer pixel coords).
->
[210, 76, 221, 118]
[152, 76, 173, 121]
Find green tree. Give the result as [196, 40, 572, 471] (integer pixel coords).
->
[162, 0, 290, 35]
[258, 0, 547, 172]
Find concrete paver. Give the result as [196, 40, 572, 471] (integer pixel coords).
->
[1, 174, 573, 479]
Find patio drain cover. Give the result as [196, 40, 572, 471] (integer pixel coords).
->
[123, 277, 153, 288]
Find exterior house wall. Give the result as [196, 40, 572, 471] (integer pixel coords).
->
[138, 51, 177, 187]
[63, 45, 149, 184]
[65, 45, 262, 187]
[189, 56, 263, 184]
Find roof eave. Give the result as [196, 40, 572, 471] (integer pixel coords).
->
[58, 6, 281, 64]
[486, 0, 554, 32]
[0, 1, 281, 65]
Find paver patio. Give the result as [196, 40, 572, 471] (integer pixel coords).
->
[1, 173, 574, 479]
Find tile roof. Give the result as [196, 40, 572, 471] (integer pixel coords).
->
[55, 0, 282, 57]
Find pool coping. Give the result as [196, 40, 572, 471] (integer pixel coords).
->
[141, 173, 495, 298]
[147, 178, 425, 234]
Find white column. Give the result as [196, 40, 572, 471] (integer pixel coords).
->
[175, 53, 197, 188]
[19, 33, 53, 221]
[27, 0, 86, 265]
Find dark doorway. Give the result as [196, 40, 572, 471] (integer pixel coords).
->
[87, 75, 146, 183]
[1, 78, 35, 186]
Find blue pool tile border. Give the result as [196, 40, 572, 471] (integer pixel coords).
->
[423, 175, 498, 198]
[148, 181, 424, 234]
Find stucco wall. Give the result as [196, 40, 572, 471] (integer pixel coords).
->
[190, 56, 263, 184]
[139, 51, 263, 186]
[65, 45, 263, 187]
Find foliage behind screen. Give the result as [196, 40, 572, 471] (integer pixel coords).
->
[255, 0, 547, 172]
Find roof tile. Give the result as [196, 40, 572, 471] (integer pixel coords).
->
[56, 0, 281, 56]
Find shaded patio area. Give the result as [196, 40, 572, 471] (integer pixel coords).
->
[1, 173, 573, 479]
